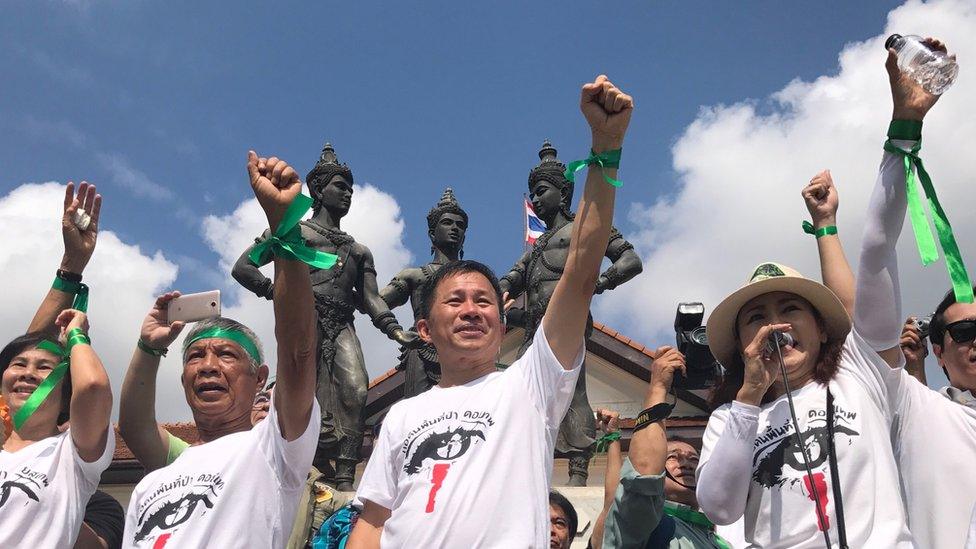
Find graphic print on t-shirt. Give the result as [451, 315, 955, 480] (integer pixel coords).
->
[400, 409, 493, 513]
[0, 468, 48, 508]
[751, 403, 859, 530]
[133, 473, 224, 545]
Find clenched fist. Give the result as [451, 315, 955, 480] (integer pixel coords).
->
[247, 151, 302, 231]
[581, 75, 634, 152]
[802, 169, 839, 229]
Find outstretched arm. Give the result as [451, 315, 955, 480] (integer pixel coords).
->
[379, 270, 413, 310]
[119, 292, 186, 471]
[802, 170, 855, 316]
[360, 252, 419, 348]
[29, 182, 102, 333]
[231, 232, 275, 300]
[58, 310, 112, 463]
[543, 75, 633, 368]
[854, 38, 949, 367]
[247, 151, 317, 441]
[590, 409, 621, 549]
[595, 234, 642, 294]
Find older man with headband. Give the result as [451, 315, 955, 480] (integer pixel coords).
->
[120, 152, 320, 548]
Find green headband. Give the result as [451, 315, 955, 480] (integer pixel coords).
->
[184, 326, 262, 366]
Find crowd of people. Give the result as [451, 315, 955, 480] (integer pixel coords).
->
[2, 40, 976, 549]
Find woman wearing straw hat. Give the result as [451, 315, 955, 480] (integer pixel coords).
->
[690, 37, 957, 547]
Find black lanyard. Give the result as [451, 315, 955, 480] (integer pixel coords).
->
[826, 388, 849, 549]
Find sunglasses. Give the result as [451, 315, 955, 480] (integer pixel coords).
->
[944, 319, 976, 345]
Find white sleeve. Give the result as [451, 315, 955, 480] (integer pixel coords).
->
[696, 402, 759, 526]
[507, 325, 583, 431]
[966, 502, 976, 549]
[355, 412, 399, 510]
[853, 139, 918, 351]
[257, 395, 320, 491]
[71, 426, 116, 486]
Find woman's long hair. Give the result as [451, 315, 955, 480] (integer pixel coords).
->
[708, 310, 844, 409]
[0, 332, 72, 426]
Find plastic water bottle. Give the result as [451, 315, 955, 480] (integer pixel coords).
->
[886, 34, 959, 95]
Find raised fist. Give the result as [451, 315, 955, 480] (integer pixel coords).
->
[247, 151, 302, 231]
[801, 169, 839, 228]
[580, 75, 634, 151]
[56, 309, 89, 339]
[887, 37, 951, 120]
[595, 408, 620, 434]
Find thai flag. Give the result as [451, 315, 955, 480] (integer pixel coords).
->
[525, 198, 546, 245]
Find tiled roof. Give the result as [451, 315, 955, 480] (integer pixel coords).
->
[592, 320, 656, 358]
[112, 422, 200, 461]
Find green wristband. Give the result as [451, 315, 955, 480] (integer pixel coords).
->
[52, 276, 89, 313]
[888, 119, 923, 140]
[802, 221, 838, 239]
[65, 328, 90, 354]
[138, 338, 168, 357]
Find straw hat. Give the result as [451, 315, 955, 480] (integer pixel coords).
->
[705, 262, 851, 368]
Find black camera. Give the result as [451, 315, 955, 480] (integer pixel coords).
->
[673, 302, 722, 389]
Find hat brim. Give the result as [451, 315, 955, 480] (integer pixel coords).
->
[706, 276, 852, 369]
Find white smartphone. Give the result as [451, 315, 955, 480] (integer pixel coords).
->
[168, 290, 221, 323]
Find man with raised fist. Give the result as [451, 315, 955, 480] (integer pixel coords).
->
[348, 75, 634, 548]
[120, 153, 319, 548]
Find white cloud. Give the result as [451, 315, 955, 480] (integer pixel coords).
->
[0, 183, 182, 419]
[593, 0, 976, 388]
[201, 183, 414, 384]
[97, 152, 175, 202]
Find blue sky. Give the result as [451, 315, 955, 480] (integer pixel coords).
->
[1, 1, 901, 288]
[10, 0, 969, 399]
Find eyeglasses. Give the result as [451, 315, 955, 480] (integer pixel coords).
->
[945, 320, 976, 345]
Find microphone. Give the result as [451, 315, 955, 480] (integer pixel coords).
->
[764, 331, 794, 354]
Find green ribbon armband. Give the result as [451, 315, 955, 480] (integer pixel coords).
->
[593, 431, 621, 453]
[884, 121, 973, 303]
[564, 148, 623, 187]
[52, 276, 89, 313]
[248, 194, 338, 270]
[801, 221, 838, 239]
[12, 329, 90, 430]
[184, 326, 262, 366]
[662, 503, 731, 547]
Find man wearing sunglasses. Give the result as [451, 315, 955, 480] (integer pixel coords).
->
[930, 301, 976, 401]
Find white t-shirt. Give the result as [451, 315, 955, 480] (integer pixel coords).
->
[0, 427, 115, 547]
[966, 503, 976, 549]
[888, 372, 976, 548]
[122, 396, 319, 548]
[356, 325, 582, 548]
[697, 330, 914, 548]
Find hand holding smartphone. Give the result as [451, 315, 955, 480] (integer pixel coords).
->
[167, 290, 221, 323]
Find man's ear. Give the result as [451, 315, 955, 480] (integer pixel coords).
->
[416, 319, 432, 343]
[256, 364, 270, 388]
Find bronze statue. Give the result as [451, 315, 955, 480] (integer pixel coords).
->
[380, 188, 468, 397]
[499, 140, 643, 486]
[232, 143, 417, 491]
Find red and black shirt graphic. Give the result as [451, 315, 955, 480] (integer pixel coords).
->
[133, 473, 224, 546]
[751, 403, 859, 531]
[399, 410, 493, 513]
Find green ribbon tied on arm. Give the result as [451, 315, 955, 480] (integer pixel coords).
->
[52, 277, 89, 313]
[12, 328, 90, 430]
[884, 120, 974, 303]
[248, 194, 338, 270]
[593, 430, 621, 453]
[564, 148, 623, 187]
[662, 503, 731, 548]
[801, 221, 837, 239]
